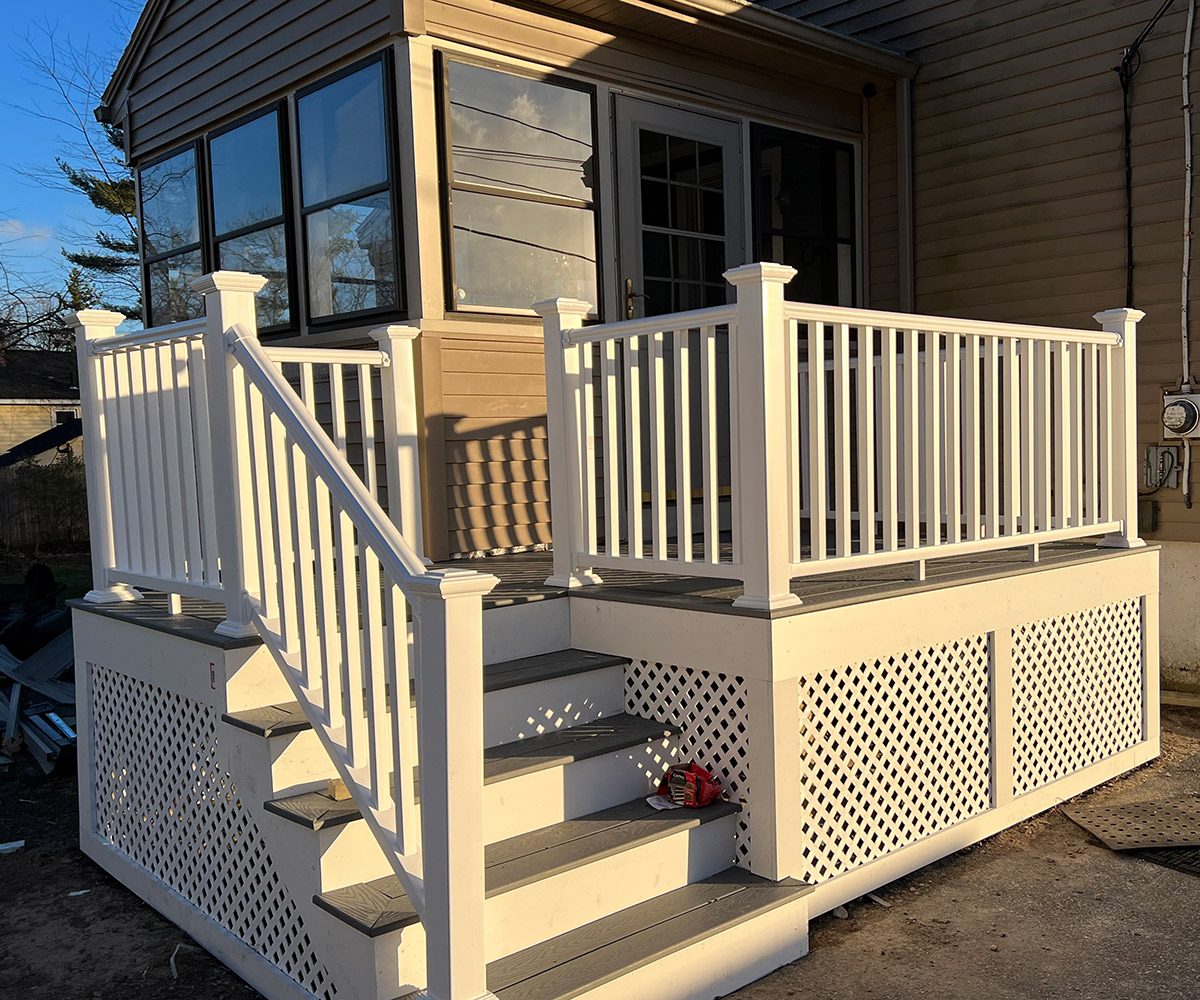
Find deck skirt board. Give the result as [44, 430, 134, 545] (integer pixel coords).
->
[487, 868, 813, 1000]
[313, 798, 740, 937]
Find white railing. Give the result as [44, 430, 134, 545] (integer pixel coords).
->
[72, 273, 494, 1000]
[539, 264, 1144, 610]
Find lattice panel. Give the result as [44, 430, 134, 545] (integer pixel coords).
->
[797, 636, 992, 884]
[89, 664, 337, 1000]
[625, 661, 752, 866]
[1011, 598, 1143, 796]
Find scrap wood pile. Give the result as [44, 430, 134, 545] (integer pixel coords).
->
[0, 564, 75, 774]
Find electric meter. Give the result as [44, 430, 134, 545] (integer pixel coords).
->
[1163, 392, 1200, 438]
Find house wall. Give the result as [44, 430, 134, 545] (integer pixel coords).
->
[771, 0, 1198, 671]
[0, 402, 81, 463]
[111, 0, 908, 560]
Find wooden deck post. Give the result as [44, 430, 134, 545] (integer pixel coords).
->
[193, 271, 268, 638]
[411, 567, 500, 1000]
[71, 309, 142, 604]
[536, 298, 603, 589]
[372, 324, 427, 562]
[1094, 308, 1146, 550]
[725, 263, 802, 611]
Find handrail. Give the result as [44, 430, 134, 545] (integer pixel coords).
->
[262, 345, 390, 366]
[784, 301, 1122, 346]
[89, 317, 207, 354]
[563, 303, 736, 345]
[227, 324, 428, 585]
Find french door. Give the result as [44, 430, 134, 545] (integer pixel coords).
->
[614, 97, 744, 319]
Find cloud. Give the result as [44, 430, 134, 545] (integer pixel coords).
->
[0, 217, 55, 248]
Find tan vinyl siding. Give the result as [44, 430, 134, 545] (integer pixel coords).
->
[120, 0, 390, 161]
[770, 0, 1200, 543]
[0, 404, 80, 463]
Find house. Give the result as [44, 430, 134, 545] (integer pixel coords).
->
[69, 3, 1159, 1000]
[0, 349, 81, 463]
[764, 0, 1200, 690]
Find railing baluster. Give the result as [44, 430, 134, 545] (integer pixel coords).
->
[360, 546, 388, 808]
[187, 337, 220, 586]
[790, 319, 804, 561]
[335, 506, 365, 765]
[673, 329, 693, 562]
[808, 321, 828, 560]
[246, 381, 276, 615]
[581, 342, 599, 557]
[268, 415, 300, 649]
[152, 344, 185, 581]
[359, 365, 379, 503]
[388, 583, 417, 855]
[313, 477, 343, 731]
[120, 349, 147, 573]
[1098, 344, 1114, 524]
[169, 341, 204, 583]
[924, 331, 942, 546]
[1084, 343, 1099, 524]
[288, 433, 319, 691]
[879, 327, 899, 551]
[700, 326, 719, 563]
[648, 331, 668, 560]
[834, 322, 852, 557]
[1073, 343, 1087, 527]
[903, 328, 920, 549]
[601, 339, 620, 557]
[963, 333, 982, 541]
[1020, 339, 1036, 534]
[856, 325, 876, 555]
[100, 350, 133, 575]
[625, 335, 644, 558]
[1054, 342, 1073, 528]
[984, 337, 1000, 539]
[1003, 338, 1020, 537]
[944, 333, 962, 544]
[1035, 340, 1053, 532]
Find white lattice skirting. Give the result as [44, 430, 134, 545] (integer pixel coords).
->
[86, 662, 338, 1000]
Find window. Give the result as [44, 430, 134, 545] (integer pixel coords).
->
[297, 58, 400, 321]
[209, 108, 292, 329]
[54, 409, 77, 426]
[751, 125, 856, 306]
[443, 60, 598, 313]
[140, 146, 204, 326]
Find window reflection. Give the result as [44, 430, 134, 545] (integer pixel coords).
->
[298, 63, 389, 207]
[147, 250, 204, 324]
[446, 61, 598, 312]
[219, 224, 290, 327]
[306, 193, 396, 316]
[141, 148, 199, 257]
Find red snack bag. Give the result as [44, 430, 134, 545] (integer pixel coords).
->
[657, 762, 722, 807]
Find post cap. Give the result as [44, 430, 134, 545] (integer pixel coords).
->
[191, 271, 269, 295]
[370, 324, 421, 344]
[1093, 307, 1145, 325]
[407, 567, 500, 599]
[723, 262, 797, 287]
[532, 298, 593, 319]
[67, 309, 126, 334]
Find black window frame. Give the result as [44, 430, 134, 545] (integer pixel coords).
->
[749, 123, 858, 308]
[436, 52, 604, 318]
[139, 140, 206, 328]
[294, 51, 407, 328]
[205, 101, 298, 335]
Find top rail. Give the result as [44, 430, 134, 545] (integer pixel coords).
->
[262, 346, 390, 366]
[563, 304, 737, 345]
[227, 324, 429, 586]
[89, 317, 207, 354]
[784, 301, 1122, 346]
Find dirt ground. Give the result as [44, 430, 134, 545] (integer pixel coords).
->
[2, 710, 1200, 1000]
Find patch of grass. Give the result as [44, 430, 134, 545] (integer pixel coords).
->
[0, 552, 93, 603]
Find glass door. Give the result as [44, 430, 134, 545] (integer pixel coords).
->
[615, 97, 744, 319]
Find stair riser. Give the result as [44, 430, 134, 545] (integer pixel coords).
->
[483, 598, 569, 663]
[222, 724, 338, 801]
[484, 813, 739, 962]
[307, 906, 425, 1000]
[484, 664, 625, 748]
[484, 743, 677, 843]
[561, 896, 810, 1000]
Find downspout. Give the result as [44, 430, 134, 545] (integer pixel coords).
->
[896, 76, 915, 312]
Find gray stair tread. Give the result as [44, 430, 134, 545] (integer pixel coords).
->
[314, 796, 740, 937]
[483, 649, 628, 693]
[488, 868, 813, 1000]
[222, 701, 309, 737]
[266, 714, 677, 830]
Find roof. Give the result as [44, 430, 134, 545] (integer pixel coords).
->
[0, 351, 80, 403]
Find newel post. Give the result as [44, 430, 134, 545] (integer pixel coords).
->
[1095, 307, 1147, 550]
[534, 298, 602, 589]
[71, 309, 141, 603]
[372, 324, 428, 562]
[725, 263, 802, 611]
[192, 271, 269, 637]
[410, 567, 500, 1000]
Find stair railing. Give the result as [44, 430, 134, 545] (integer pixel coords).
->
[74, 272, 496, 1000]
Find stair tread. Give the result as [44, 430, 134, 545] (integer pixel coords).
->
[483, 648, 628, 693]
[488, 867, 813, 1000]
[222, 701, 309, 738]
[314, 796, 741, 937]
[265, 714, 678, 830]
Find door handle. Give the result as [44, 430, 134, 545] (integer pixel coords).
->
[625, 277, 647, 320]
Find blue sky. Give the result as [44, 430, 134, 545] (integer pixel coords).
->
[0, 1, 143, 285]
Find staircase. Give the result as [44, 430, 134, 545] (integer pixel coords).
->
[222, 640, 813, 1000]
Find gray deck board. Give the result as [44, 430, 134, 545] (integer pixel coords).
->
[221, 701, 309, 738]
[262, 789, 362, 830]
[483, 649, 628, 692]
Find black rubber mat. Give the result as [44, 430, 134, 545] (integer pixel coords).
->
[1131, 845, 1200, 878]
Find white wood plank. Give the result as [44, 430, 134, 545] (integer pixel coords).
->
[1098, 345, 1114, 524]
[673, 329, 693, 562]
[963, 334, 982, 542]
[944, 333, 962, 544]
[601, 339, 620, 557]
[924, 331, 942, 546]
[808, 321, 828, 560]
[833, 322, 852, 557]
[879, 328, 899, 551]
[624, 336, 644, 558]
[1020, 339, 1036, 534]
[983, 338, 1000, 540]
[647, 332, 668, 560]
[700, 327, 720, 563]
[1054, 342, 1073, 528]
[1003, 338, 1020, 537]
[903, 327, 920, 549]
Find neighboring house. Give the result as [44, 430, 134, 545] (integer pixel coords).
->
[0, 350, 81, 464]
[69, 4, 1161, 1000]
[765, 0, 1200, 687]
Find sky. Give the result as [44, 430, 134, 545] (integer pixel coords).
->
[0, 0, 144, 287]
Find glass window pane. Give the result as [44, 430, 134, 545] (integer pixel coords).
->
[141, 148, 199, 256]
[448, 62, 594, 203]
[451, 189, 596, 309]
[211, 111, 284, 235]
[147, 250, 204, 325]
[306, 192, 396, 317]
[298, 63, 388, 207]
[219, 224, 291, 327]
